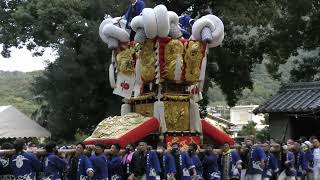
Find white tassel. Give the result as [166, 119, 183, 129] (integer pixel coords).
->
[121, 104, 131, 116]
[134, 57, 142, 97]
[199, 46, 208, 81]
[199, 46, 208, 92]
[174, 54, 183, 81]
[109, 51, 116, 88]
[109, 64, 116, 88]
[199, 92, 203, 101]
[189, 99, 201, 132]
[154, 101, 166, 133]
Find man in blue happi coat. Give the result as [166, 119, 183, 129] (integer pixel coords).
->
[301, 141, 313, 180]
[170, 142, 198, 180]
[90, 142, 109, 180]
[10, 139, 41, 180]
[108, 143, 123, 180]
[124, 0, 145, 41]
[219, 143, 242, 180]
[129, 141, 161, 180]
[278, 145, 296, 180]
[292, 141, 307, 180]
[75, 142, 94, 180]
[188, 143, 203, 179]
[43, 142, 67, 180]
[179, 14, 194, 39]
[261, 142, 279, 180]
[156, 143, 176, 180]
[244, 138, 266, 180]
[202, 144, 221, 180]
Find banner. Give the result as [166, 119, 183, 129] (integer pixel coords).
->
[165, 135, 201, 151]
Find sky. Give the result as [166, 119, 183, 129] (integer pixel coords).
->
[0, 46, 56, 72]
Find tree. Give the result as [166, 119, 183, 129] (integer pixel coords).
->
[263, 0, 320, 80]
[1, 0, 130, 140]
[256, 126, 270, 142]
[290, 56, 320, 82]
[238, 121, 257, 136]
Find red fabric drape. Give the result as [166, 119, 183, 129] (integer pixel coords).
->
[201, 119, 235, 145]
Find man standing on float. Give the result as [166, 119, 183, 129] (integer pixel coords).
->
[125, 0, 145, 41]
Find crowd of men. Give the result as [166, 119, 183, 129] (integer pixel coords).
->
[1, 136, 320, 180]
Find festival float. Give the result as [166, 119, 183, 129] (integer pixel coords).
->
[83, 5, 234, 149]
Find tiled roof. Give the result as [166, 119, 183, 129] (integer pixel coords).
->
[253, 81, 320, 113]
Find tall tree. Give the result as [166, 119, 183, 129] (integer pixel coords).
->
[263, 0, 320, 80]
[1, 0, 130, 140]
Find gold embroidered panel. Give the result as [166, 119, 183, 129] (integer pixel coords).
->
[134, 103, 154, 117]
[164, 101, 189, 131]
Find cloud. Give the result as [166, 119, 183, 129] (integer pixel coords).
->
[0, 47, 56, 72]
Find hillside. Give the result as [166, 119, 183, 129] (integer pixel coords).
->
[208, 64, 281, 106]
[0, 63, 281, 117]
[0, 70, 42, 116]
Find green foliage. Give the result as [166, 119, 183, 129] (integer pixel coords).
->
[290, 56, 320, 82]
[1, 0, 128, 140]
[238, 121, 257, 136]
[256, 126, 270, 142]
[208, 64, 281, 106]
[0, 71, 41, 116]
[74, 130, 90, 143]
[263, 0, 320, 80]
[239, 121, 270, 142]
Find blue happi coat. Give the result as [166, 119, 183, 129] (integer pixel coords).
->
[108, 155, 122, 180]
[202, 153, 220, 180]
[10, 151, 41, 180]
[190, 153, 203, 179]
[43, 153, 67, 179]
[77, 154, 94, 180]
[179, 15, 192, 38]
[246, 146, 266, 175]
[218, 150, 242, 179]
[174, 152, 195, 180]
[125, 0, 145, 29]
[162, 152, 176, 179]
[304, 149, 313, 171]
[262, 152, 279, 178]
[90, 154, 108, 180]
[294, 151, 307, 177]
[146, 150, 161, 180]
[284, 151, 296, 177]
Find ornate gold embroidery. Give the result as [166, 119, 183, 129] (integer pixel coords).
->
[116, 47, 135, 76]
[184, 41, 203, 81]
[164, 101, 189, 131]
[139, 39, 156, 82]
[134, 103, 154, 117]
[89, 113, 150, 139]
[164, 40, 184, 80]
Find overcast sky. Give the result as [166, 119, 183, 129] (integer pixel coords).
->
[0, 47, 56, 72]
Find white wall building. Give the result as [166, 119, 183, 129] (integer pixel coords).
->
[229, 105, 266, 137]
